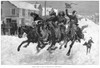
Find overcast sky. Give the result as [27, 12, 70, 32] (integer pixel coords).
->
[25, 1, 99, 16]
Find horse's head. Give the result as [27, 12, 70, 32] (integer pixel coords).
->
[89, 37, 94, 44]
[83, 42, 88, 46]
[18, 26, 26, 38]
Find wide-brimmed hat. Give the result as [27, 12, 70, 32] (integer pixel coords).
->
[30, 12, 38, 17]
[58, 11, 65, 16]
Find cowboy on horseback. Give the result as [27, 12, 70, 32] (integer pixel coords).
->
[65, 8, 83, 42]
[30, 12, 48, 49]
[45, 9, 59, 51]
[46, 9, 58, 28]
[57, 11, 67, 38]
[30, 12, 44, 31]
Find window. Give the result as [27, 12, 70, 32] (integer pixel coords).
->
[21, 18, 25, 25]
[34, 4, 37, 8]
[1, 1, 3, 4]
[28, 11, 30, 16]
[12, 9, 15, 15]
[1, 8, 2, 16]
[22, 9, 25, 16]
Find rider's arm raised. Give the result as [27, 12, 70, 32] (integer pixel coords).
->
[65, 9, 72, 18]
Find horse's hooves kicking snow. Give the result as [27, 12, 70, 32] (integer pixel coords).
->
[59, 47, 62, 49]
[66, 53, 70, 56]
[23, 45, 28, 48]
[64, 45, 67, 48]
[17, 48, 20, 51]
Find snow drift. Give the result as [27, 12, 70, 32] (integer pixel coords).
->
[1, 18, 99, 65]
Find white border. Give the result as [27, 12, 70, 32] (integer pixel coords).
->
[0, 0, 100, 1]
[0, 0, 100, 68]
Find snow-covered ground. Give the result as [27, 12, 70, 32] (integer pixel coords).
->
[1, 18, 99, 65]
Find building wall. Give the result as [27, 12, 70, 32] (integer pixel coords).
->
[1, 1, 42, 26]
[1, 1, 19, 18]
[1, 1, 19, 28]
[18, 8, 34, 26]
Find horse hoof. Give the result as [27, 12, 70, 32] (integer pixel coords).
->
[64, 45, 67, 48]
[47, 48, 49, 51]
[51, 46, 57, 50]
[17, 48, 20, 51]
[54, 47, 58, 50]
[49, 50, 53, 54]
[23, 46, 27, 48]
[66, 53, 70, 56]
[37, 51, 40, 53]
[59, 47, 62, 49]
[44, 43, 48, 45]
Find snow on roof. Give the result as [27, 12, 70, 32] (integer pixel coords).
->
[10, 1, 39, 11]
[32, 4, 40, 9]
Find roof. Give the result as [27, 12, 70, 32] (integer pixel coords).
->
[32, 4, 40, 9]
[10, 1, 39, 11]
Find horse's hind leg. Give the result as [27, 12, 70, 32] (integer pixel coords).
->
[64, 40, 68, 48]
[47, 42, 57, 53]
[40, 40, 47, 49]
[17, 40, 28, 51]
[66, 40, 75, 56]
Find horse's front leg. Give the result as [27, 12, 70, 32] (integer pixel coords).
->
[36, 45, 40, 53]
[59, 40, 67, 49]
[59, 42, 64, 49]
[66, 40, 75, 56]
[64, 38, 69, 48]
[17, 40, 28, 51]
[64, 40, 68, 48]
[23, 41, 30, 48]
[86, 47, 88, 55]
[36, 41, 41, 53]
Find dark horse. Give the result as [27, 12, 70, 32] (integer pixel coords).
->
[67, 24, 84, 56]
[59, 22, 85, 56]
[46, 20, 65, 52]
[17, 25, 47, 52]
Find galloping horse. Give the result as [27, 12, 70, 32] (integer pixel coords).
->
[17, 21, 52, 53]
[59, 21, 84, 56]
[17, 25, 38, 52]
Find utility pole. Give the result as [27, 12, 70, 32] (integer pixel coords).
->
[44, 1, 46, 19]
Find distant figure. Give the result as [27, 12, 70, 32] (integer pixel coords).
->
[1, 21, 6, 35]
[10, 22, 18, 35]
[83, 37, 94, 55]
